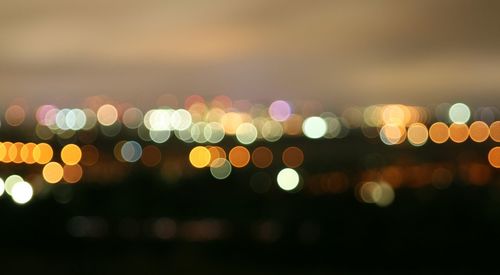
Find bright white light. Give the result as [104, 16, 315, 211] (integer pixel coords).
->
[449, 103, 470, 124]
[170, 109, 192, 130]
[236, 123, 258, 144]
[148, 109, 174, 131]
[56, 108, 70, 130]
[277, 168, 300, 191]
[0, 178, 4, 197]
[5, 175, 23, 195]
[67, 109, 87, 130]
[302, 116, 327, 139]
[11, 181, 33, 204]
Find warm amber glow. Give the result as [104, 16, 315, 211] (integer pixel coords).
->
[469, 121, 490, 142]
[33, 143, 53, 164]
[10, 142, 23, 164]
[0, 142, 6, 162]
[449, 123, 469, 143]
[1, 142, 13, 162]
[282, 146, 304, 168]
[97, 104, 118, 126]
[208, 146, 226, 165]
[61, 144, 82, 165]
[141, 145, 162, 167]
[429, 122, 449, 144]
[5, 105, 26, 126]
[20, 143, 36, 164]
[283, 114, 304, 136]
[229, 146, 250, 168]
[380, 124, 406, 145]
[80, 145, 99, 166]
[407, 123, 428, 146]
[488, 147, 500, 168]
[63, 164, 83, 183]
[189, 146, 211, 168]
[490, 121, 500, 142]
[251, 146, 273, 168]
[43, 162, 64, 184]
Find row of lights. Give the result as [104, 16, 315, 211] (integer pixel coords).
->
[380, 121, 500, 146]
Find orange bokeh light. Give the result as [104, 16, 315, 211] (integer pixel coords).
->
[449, 123, 469, 143]
[469, 121, 490, 142]
[488, 147, 500, 168]
[63, 164, 83, 183]
[229, 146, 250, 168]
[20, 143, 37, 164]
[490, 121, 500, 142]
[282, 146, 304, 168]
[43, 162, 64, 184]
[61, 144, 82, 165]
[141, 145, 162, 167]
[429, 122, 449, 144]
[252, 146, 273, 168]
[33, 143, 53, 164]
[208, 146, 226, 165]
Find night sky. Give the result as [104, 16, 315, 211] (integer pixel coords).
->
[1, 0, 500, 106]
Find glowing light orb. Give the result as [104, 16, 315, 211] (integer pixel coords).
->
[269, 100, 292, 122]
[277, 168, 300, 191]
[236, 123, 258, 145]
[11, 181, 33, 204]
[302, 116, 327, 139]
[448, 103, 470, 124]
[210, 158, 232, 180]
[189, 146, 211, 168]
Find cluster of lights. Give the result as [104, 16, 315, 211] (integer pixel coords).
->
[0, 176, 33, 204]
[0, 95, 498, 206]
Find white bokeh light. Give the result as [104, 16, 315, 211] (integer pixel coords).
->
[11, 181, 33, 204]
[277, 168, 300, 191]
[302, 116, 327, 139]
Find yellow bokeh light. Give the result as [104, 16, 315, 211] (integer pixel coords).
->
[33, 143, 53, 164]
[469, 121, 490, 143]
[0, 142, 7, 162]
[189, 146, 211, 168]
[10, 142, 23, 164]
[61, 144, 82, 165]
[429, 122, 449, 144]
[407, 123, 428, 146]
[2, 142, 13, 162]
[43, 162, 64, 184]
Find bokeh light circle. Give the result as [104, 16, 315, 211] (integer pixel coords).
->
[302, 116, 327, 139]
[277, 168, 300, 191]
